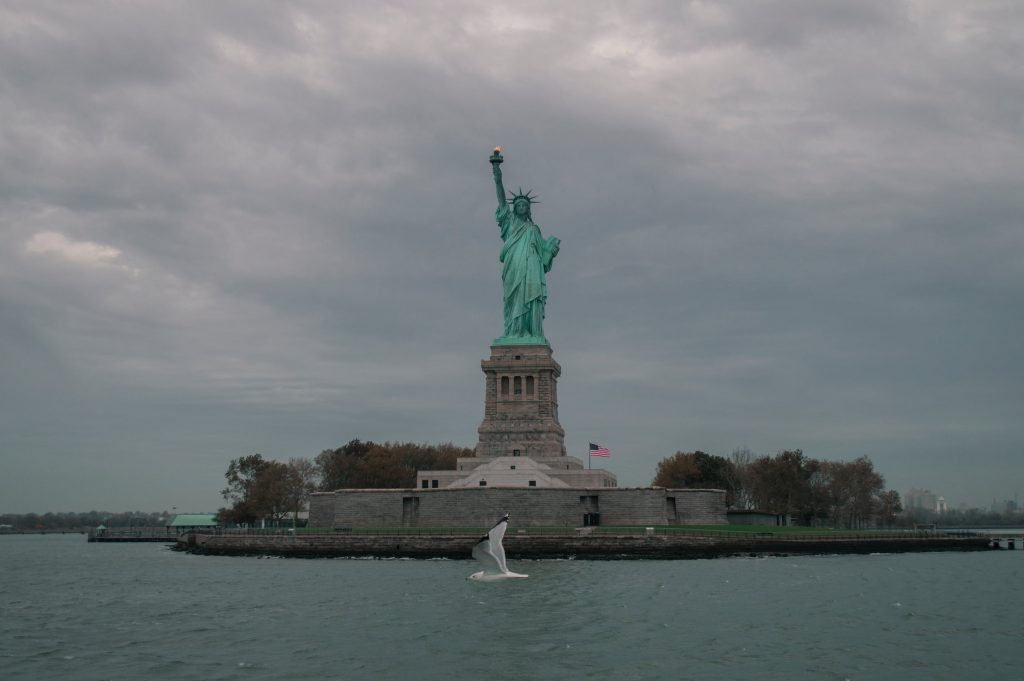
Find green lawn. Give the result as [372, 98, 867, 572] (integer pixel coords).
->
[595, 525, 919, 537]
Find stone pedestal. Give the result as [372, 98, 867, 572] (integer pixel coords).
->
[476, 344, 566, 458]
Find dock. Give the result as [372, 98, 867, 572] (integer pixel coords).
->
[88, 527, 179, 543]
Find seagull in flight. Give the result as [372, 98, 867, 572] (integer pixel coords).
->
[468, 513, 528, 581]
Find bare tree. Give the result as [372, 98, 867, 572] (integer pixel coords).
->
[285, 458, 319, 528]
[728, 447, 755, 509]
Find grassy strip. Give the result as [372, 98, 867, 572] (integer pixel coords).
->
[597, 525, 882, 535]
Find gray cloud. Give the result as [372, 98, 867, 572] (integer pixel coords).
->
[1, 1, 1021, 512]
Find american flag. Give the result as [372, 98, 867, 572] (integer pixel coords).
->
[589, 442, 610, 458]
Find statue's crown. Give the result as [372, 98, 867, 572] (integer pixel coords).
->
[507, 188, 540, 205]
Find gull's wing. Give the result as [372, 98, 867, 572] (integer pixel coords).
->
[471, 514, 511, 574]
[471, 535, 503, 574]
[487, 515, 509, 573]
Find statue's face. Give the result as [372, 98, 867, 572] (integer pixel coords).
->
[514, 200, 529, 216]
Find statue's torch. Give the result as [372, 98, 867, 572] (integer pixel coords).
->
[490, 145, 503, 166]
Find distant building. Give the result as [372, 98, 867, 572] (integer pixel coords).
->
[992, 498, 1020, 515]
[904, 488, 940, 512]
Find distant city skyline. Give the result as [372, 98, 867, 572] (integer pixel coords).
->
[2, 2, 1021, 512]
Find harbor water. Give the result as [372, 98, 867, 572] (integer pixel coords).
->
[1, 534, 1021, 680]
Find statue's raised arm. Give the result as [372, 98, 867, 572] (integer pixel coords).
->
[490, 146, 506, 209]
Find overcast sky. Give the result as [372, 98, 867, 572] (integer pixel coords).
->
[2, 1, 1021, 513]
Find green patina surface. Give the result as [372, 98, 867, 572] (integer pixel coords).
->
[169, 514, 218, 527]
[489, 148, 559, 346]
[492, 334, 549, 346]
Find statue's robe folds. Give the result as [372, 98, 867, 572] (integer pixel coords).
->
[495, 204, 558, 341]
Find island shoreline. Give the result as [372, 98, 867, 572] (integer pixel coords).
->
[174, 532, 992, 559]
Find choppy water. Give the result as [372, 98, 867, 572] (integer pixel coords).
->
[1, 534, 1021, 680]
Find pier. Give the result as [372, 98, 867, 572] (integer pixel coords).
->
[88, 527, 179, 543]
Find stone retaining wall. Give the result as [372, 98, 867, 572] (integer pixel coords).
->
[308, 487, 727, 529]
[179, 532, 991, 559]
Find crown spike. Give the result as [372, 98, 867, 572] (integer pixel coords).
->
[507, 187, 540, 206]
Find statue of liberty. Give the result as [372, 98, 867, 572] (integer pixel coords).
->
[489, 147, 560, 345]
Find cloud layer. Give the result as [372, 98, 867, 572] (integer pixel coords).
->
[2, 1, 1021, 511]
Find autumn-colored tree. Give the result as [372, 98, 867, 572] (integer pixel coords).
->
[740, 451, 896, 527]
[283, 458, 319, 528]
[651, 447, 902, 526]
[315, 440, 469, 489]
[746, 450, 815, 521]
[652, 451, 741, 506]
[316, 439, 374, 490]
[219, 454, 319, 526]
[802, 457, 888, 528]
[825, 457, 885, 528]
[249, 460, 294, 523]
[727, 448, 755, 509]
[651, 452, 700, 488]
[876, 489, 903, 528]
[805, 459, 833, 525]
[219, 454, 272, 525]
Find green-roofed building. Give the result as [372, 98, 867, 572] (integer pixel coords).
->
[167, 514, 219, 532]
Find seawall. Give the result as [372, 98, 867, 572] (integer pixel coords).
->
[310, 487, 728, 528]
[176, 531, 991, 559]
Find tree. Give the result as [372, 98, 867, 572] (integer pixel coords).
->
[746, 450, 815, 521]
[219, 454, 296, 526]
[651, 446, 902, 527]
[727, 448, 755, 510]
[652, 452, 702, 488]
[816, 457, 886, 528]
[845, 457, 885, 528]
[876, 490, 902, 528]
[651, 451, 741, 506]
[248, 460, 293, 524]
[315, 440, 468, 490]
[805, 458, 833, 526]
[221, 454, 271, 506]
[283, 458, 318, 528]
[316, 439, 375, 490]
[741, 451, 896, 527]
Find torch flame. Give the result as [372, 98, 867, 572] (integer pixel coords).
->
[493, 146, 502, 154]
